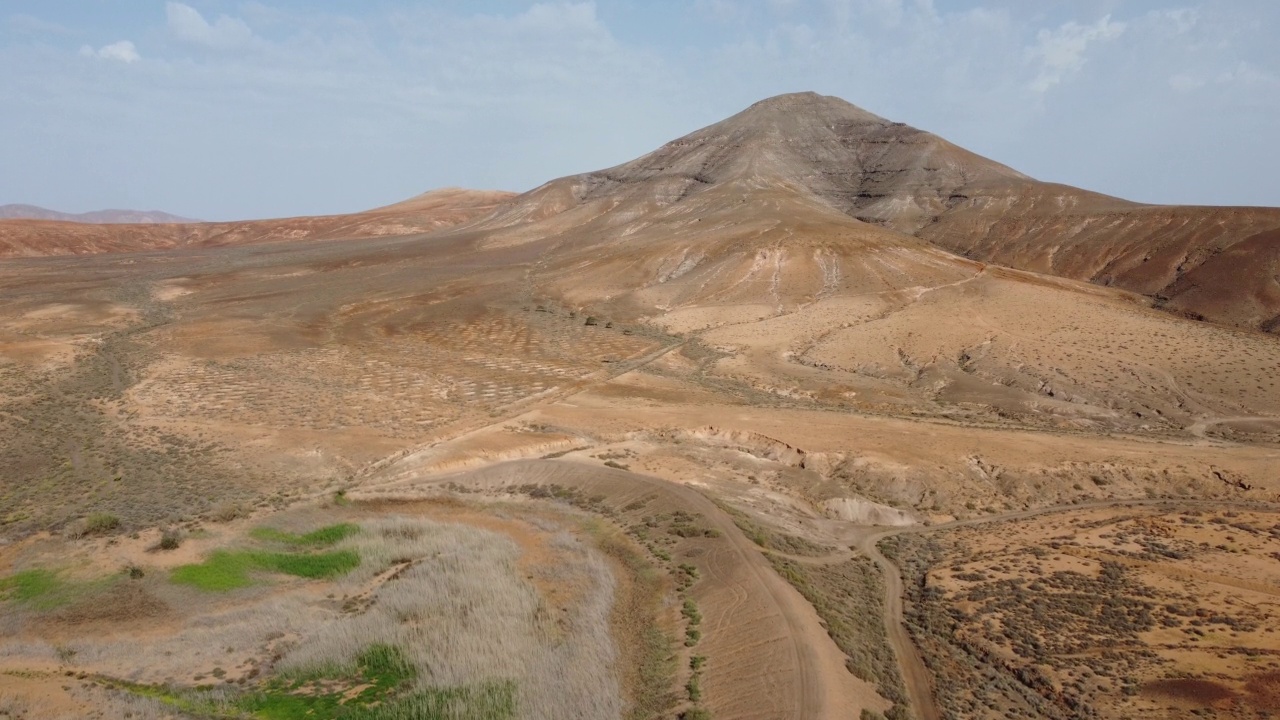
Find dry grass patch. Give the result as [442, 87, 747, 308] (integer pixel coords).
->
[3, 510, 627, 719]
[882, 506, 1280, 719]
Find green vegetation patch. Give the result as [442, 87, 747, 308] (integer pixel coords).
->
[171, 549, 360, 591]
[252, 549, 360, 579]
[170, 550, 257, 591]
[250, 522, 360, 547]
[0, 569, 68, 609]
[114, 643, 515, 720]
[0, 568, 119, 610]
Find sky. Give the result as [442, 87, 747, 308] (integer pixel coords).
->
[2, 1, 1277, 220]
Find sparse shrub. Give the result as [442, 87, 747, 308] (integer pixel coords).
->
[682, 598, 700, 618]
[584, 316, 598, 326]
[157, 528, 183, 551]
[684, 628, 701, 647]
[84, 513, 121, 535]
[884, 705, 911, 720]
[680, 709, 712, 720]
[686, 674, 702, 701]
[210, 502, 249, 523]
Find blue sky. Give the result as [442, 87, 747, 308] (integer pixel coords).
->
[2, 1, 1277, 220]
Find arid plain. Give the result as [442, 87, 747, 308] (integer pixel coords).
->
[1, 93, 1278, 719]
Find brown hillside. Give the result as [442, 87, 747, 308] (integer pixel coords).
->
[0, 188, 513, 257]
[472, 91, 1280, 332]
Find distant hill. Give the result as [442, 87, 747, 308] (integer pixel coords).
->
[0, 189, 515, 257]
[0, 204, 199, 224]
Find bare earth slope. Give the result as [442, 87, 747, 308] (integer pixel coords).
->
[467, 91, 1280, 333]
[0, 188, 514, 257]
[916, 194, 1280, 332]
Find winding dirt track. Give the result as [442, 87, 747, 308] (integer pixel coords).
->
[852, 497, 1279, 720]
[357, 458, 876, 720]
[1186, 415, 1280, 440]
[854, 536, 941, 720]
[354, 338, 687, 481]
[359, 439, 1279, 720]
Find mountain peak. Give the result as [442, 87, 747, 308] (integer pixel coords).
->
[738, 91, 890, 124]
[489, 91, 1030, 235]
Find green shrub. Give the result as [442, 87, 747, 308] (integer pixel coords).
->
[157, 529, 182, 550]
[210, 502, 248, 523]
[84, 513, 121, 535]
[686, 674, 702, 702]
[684, 628, 701, 647]
[682, 599, 702, 625]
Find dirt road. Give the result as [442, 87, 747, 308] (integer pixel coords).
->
[357, 458, 882, 720]
[849, 497, 1279, 720]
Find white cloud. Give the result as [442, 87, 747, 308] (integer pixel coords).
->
[9, 13, 74, 35]
[696, 0, 748, 24]
[1027, 15, 1126, 93]
[1157, 8, 1198, 35]
[1168, 73, 1205, 92]
[79, 40, 140, 63]
[1216, 60, 1275, 86]
[166, 2, 254, 49]
[861, 0, 905, 27]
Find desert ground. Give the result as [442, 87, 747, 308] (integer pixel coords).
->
[1, 92, 1278, 719]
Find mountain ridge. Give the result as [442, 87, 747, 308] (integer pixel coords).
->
[3, 91, 1277, 333]
[0, 203, 199, 224]
[468, 91, 1279, 333]
[0, 188, 514, 257]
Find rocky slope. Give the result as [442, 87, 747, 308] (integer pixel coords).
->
[482, 91, 1280, 333]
